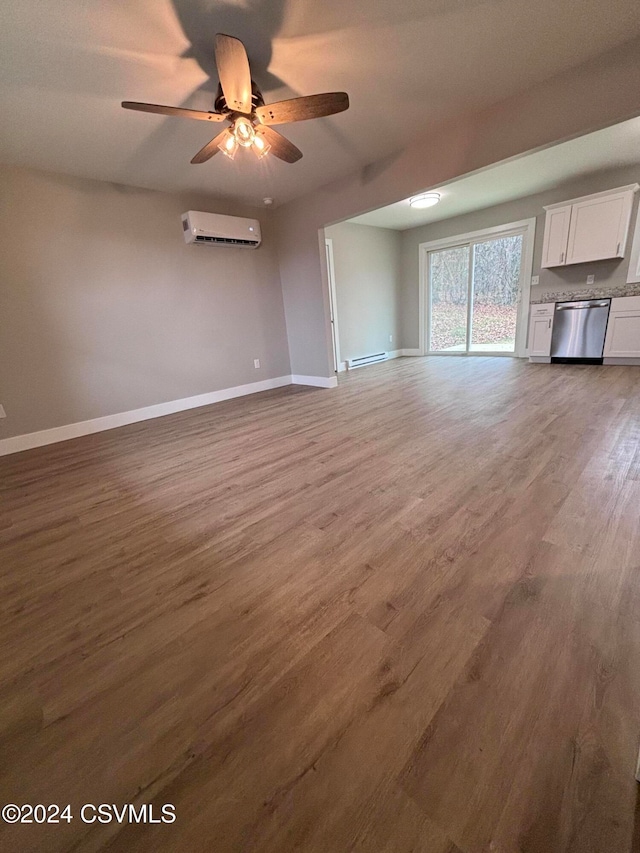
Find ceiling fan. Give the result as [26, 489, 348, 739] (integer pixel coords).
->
[122, 34, 349, 165]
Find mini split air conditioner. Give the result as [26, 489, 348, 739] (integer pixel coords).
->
[181, 211, 261, 248]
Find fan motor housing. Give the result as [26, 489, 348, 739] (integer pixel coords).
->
[214, 81, 264, 115]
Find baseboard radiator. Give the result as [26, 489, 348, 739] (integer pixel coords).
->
[347, 352, 388, 369]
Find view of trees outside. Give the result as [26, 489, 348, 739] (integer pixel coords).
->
[429, 234, 523, 352]
[429, 245, 469, 351]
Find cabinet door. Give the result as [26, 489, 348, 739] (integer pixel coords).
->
[528, 306, 554, 357]
[529, 316, 553, 356]
[566, 191, 634, 264]
[603, 298, 640, 357]
[541, 205, 571, 268]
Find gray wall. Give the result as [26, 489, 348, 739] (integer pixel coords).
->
[398, 163, 640, 347]
[0, 165, 290, 439]
[274, 38, 640, 378]
[324, 222, 401, 363]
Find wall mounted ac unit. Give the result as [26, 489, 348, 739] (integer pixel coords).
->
[181, 211, 261, 248]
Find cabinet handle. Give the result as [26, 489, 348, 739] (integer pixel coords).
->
[560, 251, 564, 263]
[617, 242, 621, 254]
[548, 319, 551, 329]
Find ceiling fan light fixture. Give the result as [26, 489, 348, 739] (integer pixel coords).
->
[252, 134, 271, 159]
[409, 192, 441, 209]
[122, 34, 349, 166]
[218, 131, 238, 160]
[233, 116, 256, 147]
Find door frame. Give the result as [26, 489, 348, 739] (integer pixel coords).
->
[324, 237, 342, 372]
[418, 218, 536, 358]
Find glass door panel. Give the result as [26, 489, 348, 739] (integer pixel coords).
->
[469, 234, 523, 353]
[428, 245, 470, 353]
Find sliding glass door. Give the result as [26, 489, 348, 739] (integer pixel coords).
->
[427, 231, 524, 355]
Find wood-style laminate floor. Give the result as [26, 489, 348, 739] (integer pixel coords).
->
[1, 357, 640, 853]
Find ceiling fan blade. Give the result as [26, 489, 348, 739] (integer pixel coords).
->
[122, 102, 226, 123]
[191, 129, 230, 164]
[256, 93, 349, 126]
[257, 126, 302, 163]
[214, 34, 252, 114]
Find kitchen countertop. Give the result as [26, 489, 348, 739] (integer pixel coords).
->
[530, 284, 640, 304]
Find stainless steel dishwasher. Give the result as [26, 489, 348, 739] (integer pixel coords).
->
[550, 299, 611, 364]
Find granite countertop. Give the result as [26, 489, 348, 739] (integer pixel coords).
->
[530, 284, 640, 304]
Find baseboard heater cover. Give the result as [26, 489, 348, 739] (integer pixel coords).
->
[347, 352, 388, 369]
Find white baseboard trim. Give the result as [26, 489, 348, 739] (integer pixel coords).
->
[401, 348, 422, 356]
[0, 374, 304, 457]
[291, 374, 338, 388]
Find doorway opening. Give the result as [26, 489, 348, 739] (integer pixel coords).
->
[324, 237, 341, 372]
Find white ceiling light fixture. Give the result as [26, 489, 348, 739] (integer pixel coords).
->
[409, 192, 441, 209]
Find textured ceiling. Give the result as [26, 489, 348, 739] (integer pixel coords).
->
[348, 116, 640, 229]
[1, 0, 640, 206]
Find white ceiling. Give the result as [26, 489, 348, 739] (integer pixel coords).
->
[1, 0, 640, 206]
[348, 116, 640, 229]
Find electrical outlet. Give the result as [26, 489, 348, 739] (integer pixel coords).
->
[0, 404, 6, 419]
[253, 359, 260, 369]
[389, 335, 393, 343]
[586, 274, 595, 285]
[531, 275, 540, 285]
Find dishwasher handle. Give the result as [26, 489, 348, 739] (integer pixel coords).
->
[556, 302, 610, 310]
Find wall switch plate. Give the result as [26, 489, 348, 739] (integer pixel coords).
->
[253, 359, 260, 369]
[531, 275, 539, 285]
[0, 404, 6, 418]
[586, 274, 595, 284]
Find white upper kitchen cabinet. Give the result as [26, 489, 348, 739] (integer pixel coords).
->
[541, 205, 571, 267]
[566, 189, 636, 264]
[541, 184, 638, 268]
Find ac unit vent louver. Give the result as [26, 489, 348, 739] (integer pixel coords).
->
[194, 236, 258, 246]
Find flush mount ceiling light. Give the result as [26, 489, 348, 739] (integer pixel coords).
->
[409, 192, 441, 209]
[122, 33, 350, 165]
